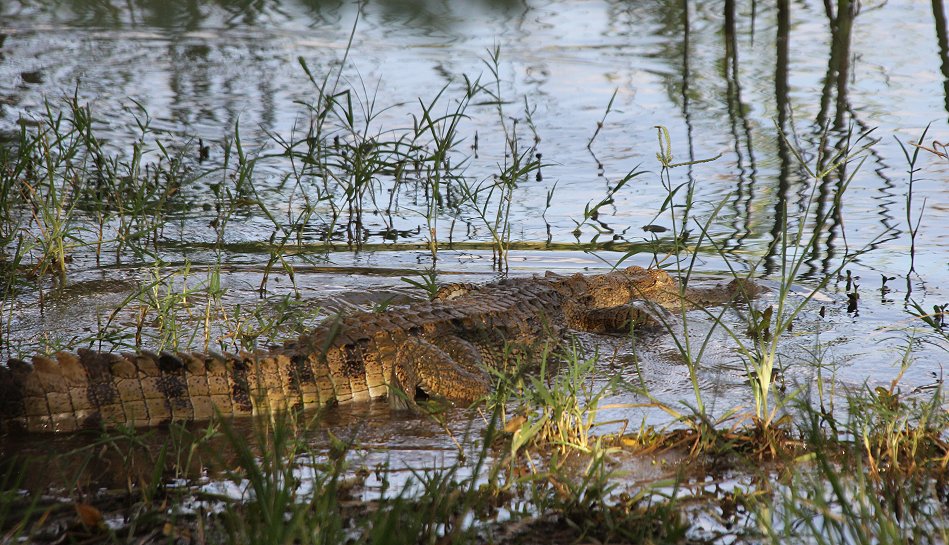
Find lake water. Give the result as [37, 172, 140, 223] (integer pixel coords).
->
[1, 0, 948, 460]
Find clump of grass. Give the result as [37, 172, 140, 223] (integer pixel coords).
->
[4, 92, 203, 277]
[14, 97, 87, 278]
[455, 46, 544, 270]
[477, 343, 693, 543]
[84, 259, 318, 355]
[274, 53, 477, 257]
[211, 411, 342, 544]
[620, 125, 883, 463]
[735, 127, 879, 428]
[748, 375, 949, 545]
[0, 457, 37, 542]
[400, 269, 441, 300]
[493, 344, 616, 458]
[206, 406, 507, 545]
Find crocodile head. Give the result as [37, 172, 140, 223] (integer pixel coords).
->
[547, 266, 761, 310]
[544, 266, 677, 307]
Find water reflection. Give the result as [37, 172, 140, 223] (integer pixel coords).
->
[811, 1, 855, 277]
[722, 0, 758, 255]
[676, 0, 698, 184]
[933, 0, 949, 121]
[1, 0, 533, 31]
[767, 0, 792, 276]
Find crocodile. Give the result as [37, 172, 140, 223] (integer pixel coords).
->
[0, 266, 760, 433]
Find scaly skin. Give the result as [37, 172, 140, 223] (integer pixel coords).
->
[0, 266, 761, 433]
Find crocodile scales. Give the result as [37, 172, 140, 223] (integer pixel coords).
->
[0, 266, 760, 433]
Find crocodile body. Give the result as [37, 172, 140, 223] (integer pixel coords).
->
[0, 266, 759, 433]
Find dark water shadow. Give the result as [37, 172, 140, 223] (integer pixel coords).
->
[765, 0, 793, 277]
[722, 0, 758, 256]
[933, 0, 949, 121]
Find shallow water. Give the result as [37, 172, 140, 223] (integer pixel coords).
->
[1, 0, 948, 484]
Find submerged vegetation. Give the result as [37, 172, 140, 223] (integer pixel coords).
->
[2, 1, 949, 543]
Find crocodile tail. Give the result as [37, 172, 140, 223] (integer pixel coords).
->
[0, 348, 333, 434]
